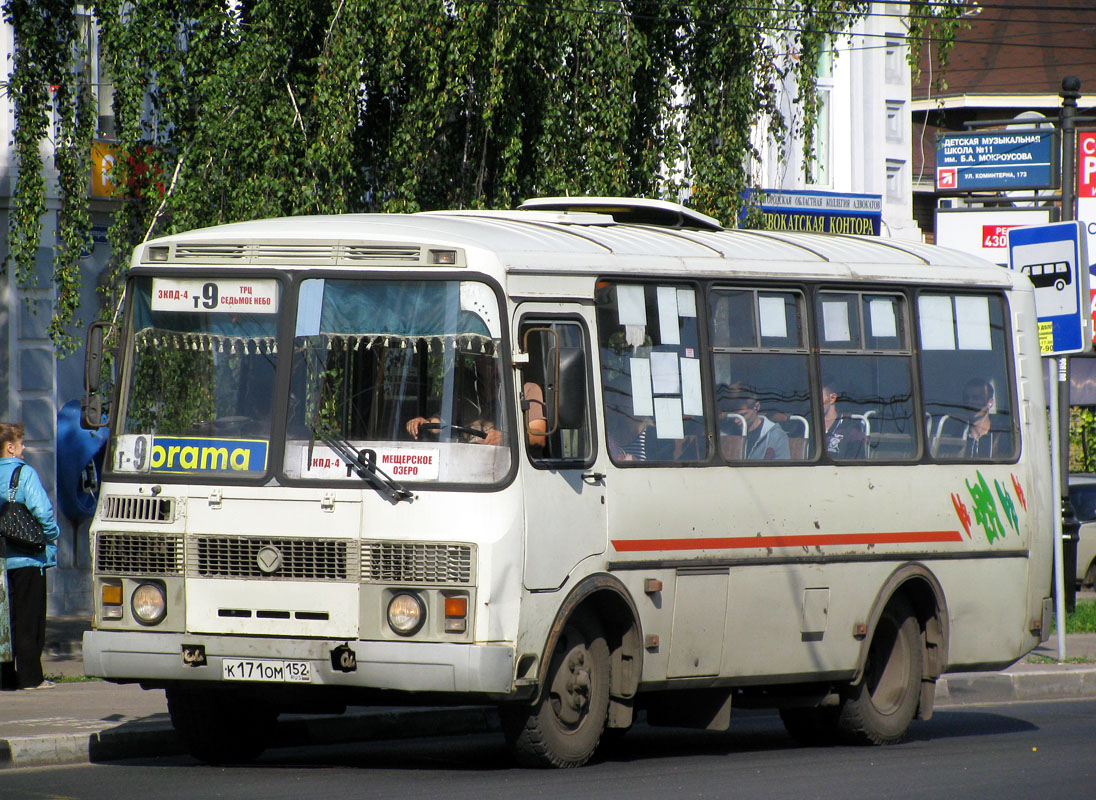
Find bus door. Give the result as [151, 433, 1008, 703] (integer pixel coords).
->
[515, 309, 607, 591]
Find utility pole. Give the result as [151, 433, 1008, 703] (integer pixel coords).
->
[1059, 76, 1081, 614]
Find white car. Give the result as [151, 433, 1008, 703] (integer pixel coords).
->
[1068, 474, 1096, 588]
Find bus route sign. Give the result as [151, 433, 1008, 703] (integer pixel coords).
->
[1008, 221, 1091, 355]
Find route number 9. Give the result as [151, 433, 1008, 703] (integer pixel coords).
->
[194, 282, 219, 310]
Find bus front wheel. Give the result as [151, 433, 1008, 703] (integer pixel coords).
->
[502, 611, 610, 768]
[166, 686, 278, 764]
[836, 598, 922, 745]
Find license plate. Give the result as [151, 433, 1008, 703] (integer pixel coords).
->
[222, 658, 311, 683]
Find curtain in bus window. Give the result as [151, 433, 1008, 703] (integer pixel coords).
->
[596, 282, 707, 463]
[919, 293, 1015, 461]
[285, 278, 510, 485]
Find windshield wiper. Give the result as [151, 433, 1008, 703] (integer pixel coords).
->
[310, 424, 414, 504]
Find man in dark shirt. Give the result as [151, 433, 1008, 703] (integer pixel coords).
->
[822, 381, 866, 459]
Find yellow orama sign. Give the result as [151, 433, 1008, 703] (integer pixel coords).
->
[149, 437, 269, 473]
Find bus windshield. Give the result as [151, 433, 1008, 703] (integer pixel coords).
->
[113, 275, 281, 478]
[283, 278, 511, 486]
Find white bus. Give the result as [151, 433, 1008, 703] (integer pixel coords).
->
[81, 198, 1053, 767]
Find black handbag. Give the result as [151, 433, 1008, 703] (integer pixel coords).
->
[0, 465, 46, 555]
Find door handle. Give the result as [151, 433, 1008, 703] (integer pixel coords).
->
[582, 472, 605, 484]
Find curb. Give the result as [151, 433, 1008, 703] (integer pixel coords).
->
[936, 668, 1096, 706]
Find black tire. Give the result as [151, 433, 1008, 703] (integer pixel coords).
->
[779, 706, 841, 747]
[166, 686, 279, 764]
[836, 598, 922, 745]
[501, 612, 611, 768]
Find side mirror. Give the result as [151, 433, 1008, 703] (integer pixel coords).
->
[85, 321, 110, 394]
[81, 394, 104, 430]
[552, 346, 586, 430]
[81, 321, 113, 430]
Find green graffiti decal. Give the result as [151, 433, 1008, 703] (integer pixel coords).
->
[966, 471, 1007, 544]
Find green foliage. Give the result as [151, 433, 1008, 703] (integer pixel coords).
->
[2, 0, 93, 353]
[1071, 407, 1096, 473]
[6, 1, 963, 337]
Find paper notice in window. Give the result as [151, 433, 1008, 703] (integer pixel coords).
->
[680, 358, 703, 416]
[650, 351, 681, 395]
[657, 286, 680, 345]
[869, 298, 897, 339]
[955, 295, 992, 350]
[654, 397, 684, 439]
[759, 296, 788, 339]
[822, 301, 852, 343]
[919, 295, 956, 350]
[617, 285, 647, 326]
[629, 357, 654, 416]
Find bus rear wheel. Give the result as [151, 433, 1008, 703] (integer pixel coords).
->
[502, 611, 610, 768]
[166, 686, 279, 764]
[836, 598, 922, 745]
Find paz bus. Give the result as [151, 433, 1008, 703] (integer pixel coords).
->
[80, 197, 1053, 767]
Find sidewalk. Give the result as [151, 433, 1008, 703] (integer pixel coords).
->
[2, 619, 1095, 770]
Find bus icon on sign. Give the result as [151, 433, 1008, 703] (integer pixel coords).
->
[1021, 261, 1072, 291]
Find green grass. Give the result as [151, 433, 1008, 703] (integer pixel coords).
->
[43, 673, 100, 684]
[1062, 600, 1096, 634]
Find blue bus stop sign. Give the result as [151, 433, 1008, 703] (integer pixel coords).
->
[1008, 221, 1091, 355]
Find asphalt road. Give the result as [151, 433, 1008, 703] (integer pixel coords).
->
[5, 699, 1096, 799]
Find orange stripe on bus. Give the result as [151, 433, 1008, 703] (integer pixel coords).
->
[610, 530, 965, 552]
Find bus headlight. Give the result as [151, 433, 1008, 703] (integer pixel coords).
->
[387, 592, 425, 636]
[131, 583, 167, 625]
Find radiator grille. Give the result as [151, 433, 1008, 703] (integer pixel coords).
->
[361, 541, 474, 585]
[96, 533, 184, 576]
[191, 536, 355, 581]
[100, 495, 175, 523]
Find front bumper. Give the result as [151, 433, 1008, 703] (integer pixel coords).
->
[83, 630, 515, 695]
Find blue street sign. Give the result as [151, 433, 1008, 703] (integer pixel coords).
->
[936, 131, 1059, 192]
[1008, 221, 1091, 355]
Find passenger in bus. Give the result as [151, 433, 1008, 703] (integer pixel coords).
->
[719, 385, 789, 460]
[822, 381, 866, 459]
[941, 377, 1011, 459]
[605, 409, 674, 462]
[522, 382, 548, 451]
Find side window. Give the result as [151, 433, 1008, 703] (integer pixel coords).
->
[919, 293, 1016, 461]
[518, 319, 593, 464]
[709, 287, 811, 462]
[595, 282, 708, 464]
[817, 291, 916, 461]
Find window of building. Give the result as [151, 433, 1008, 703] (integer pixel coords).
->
[886, 101, 904, 143]
[886, 159, 905, 202]
[885, 37, 906, 84]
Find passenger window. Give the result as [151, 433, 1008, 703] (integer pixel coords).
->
[518, 320, 593, 464]
[817, 291, 916, 461]
[919, 293, 1016, 461]
[709, 288, 811, 462]
[595, 283, 708, 463]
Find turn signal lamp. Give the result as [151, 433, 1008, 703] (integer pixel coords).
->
[444, 596, 468, 633]
[102, 583, 123, 619]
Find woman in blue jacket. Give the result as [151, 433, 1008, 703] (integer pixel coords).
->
[1, 422, 60, 690]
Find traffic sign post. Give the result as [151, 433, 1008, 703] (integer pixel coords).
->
[1008, 221, 1091, 355]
